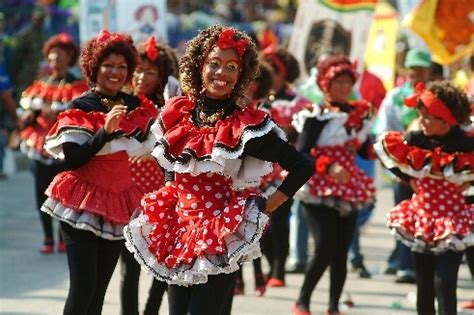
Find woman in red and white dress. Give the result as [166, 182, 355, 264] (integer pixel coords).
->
[19, 33, 88, 253]
[124, 25, 313, 315]
[120, 35, 180, 315]
[40, 30, 156, 314]
[374, 81, 473, 315]
[292, 55, 376, 315]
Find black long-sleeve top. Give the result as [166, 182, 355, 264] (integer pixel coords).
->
[62, 91, 141, 170]
[296, 102, 373, 159]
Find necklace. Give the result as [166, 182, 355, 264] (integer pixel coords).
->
[196, 97, 228, 126]
[100, 97, 125, 110]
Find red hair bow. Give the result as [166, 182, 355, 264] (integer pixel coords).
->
[58, 33, 73, 44]
[215, 28, 248, 58]
[262, 44, 288, 78]
[405, 82, 457, 125]
[97, 29, 125, 43]
[145, 36, 159, 61]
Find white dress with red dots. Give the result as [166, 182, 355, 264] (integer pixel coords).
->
[124, 96, 288, 286]
[374, 131, 474, 253]
[293, 100, 376, 215]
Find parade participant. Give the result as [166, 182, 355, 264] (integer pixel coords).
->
[19, 33, 87, 253]
[40, 30, 157, 314]
[292, 55, 376, 315]
[234, 60, 274, 297]
[261, 45, 311, 287]
[120, 35, 179, 315]
[124, 25, 313, 315]
[374, 81, 473, 315]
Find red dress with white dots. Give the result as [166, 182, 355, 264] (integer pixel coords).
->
[124, 96, 288, 285]
[293, 100, 376, 215]
[374, 131, 474, 253]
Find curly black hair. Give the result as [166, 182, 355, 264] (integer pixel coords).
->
[424, 80, 470, 125]
[179, 24, 259, 104]
[263, 46, 300, 83]
[136, 41, 178, 105]
[42, 33, 79, 66]
[80, 32, 137, 85]
[253, 60, 274, 99]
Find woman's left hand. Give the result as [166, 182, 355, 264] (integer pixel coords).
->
[129, 153, 155, 164]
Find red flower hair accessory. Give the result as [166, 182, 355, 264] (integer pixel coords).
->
[144, 36, 159, 61]
[97, 29, 125, 43]
[57, 33, 73, 44]
[404, 82, 457, 125]
[215, 27, 248, 58]
[317, 60, 358, 93]
[263, 45, 287, 79]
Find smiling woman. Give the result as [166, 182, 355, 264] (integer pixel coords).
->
[39, 29, 157, 315]
[124, 24, 313, 315]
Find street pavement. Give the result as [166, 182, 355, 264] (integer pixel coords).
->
[1, 170, 472, 315]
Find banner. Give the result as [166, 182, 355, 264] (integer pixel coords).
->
[80, 0, 167, 44]
[288, 0, 377, 79]
[402, 0, 474, 65]
[364, 1, 398, 90]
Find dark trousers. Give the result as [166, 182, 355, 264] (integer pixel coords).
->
[261, 198, 291, 281]
[168, 272, 237, 315]
[413, 251, 463, 315]
[120, 246, 167, 315]
[298, 204, 357, 312]
[465, 246, 474, 278]
[32, 160, 65, 241]
[61, 222, 123, 315]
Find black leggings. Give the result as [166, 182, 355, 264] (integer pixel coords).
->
[261, 198, 291, 280]
[168, 272, 237, 315]
[297, 204, 357, 312]
[32, 160, 65, 241]
[413, 251, 463, 315]
[120, 246, 167, 315]
[60, 222, 123, 315]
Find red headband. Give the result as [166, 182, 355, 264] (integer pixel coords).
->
[317, 61, 358, 93]
[97, 29, 125, 43]
[405, 82, 457, 125]
[263, 45, 287, 79]
[215, 27, 248, 58]
[144, 36, 159, 61]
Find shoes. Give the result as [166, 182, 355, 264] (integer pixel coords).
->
[255, 284, 266, 297]
[395, 274, 416, 284]
[460, 300, 474, 309]
[266, 277, 285, 287]
[254, 273, 266, 297]
[286, 263, 306, 274]
[234, 279, 244, 295]
[384, 267, 397, 275]
[291, 302, 311, 315]
[57, 242, 66, 253]
[39, 243, 54, 254]
[351, 263, 371, 278]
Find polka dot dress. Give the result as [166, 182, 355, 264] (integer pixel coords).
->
[130, 159, 165, 194]
[388, 177, 473, 252]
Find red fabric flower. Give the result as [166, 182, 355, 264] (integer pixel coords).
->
[145, 35, 159, 61]
[215, 28, 248, 58]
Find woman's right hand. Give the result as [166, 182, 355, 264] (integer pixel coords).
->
[328, 162, 350, 183]
[104, 105, 127, 134]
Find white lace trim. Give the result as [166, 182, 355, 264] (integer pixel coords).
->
[152, 119, 286, 189]
[45, 130, 156, 159]
[374, 134, 474, 184]
[293, 104, 373, 147]
[390, 226, 474, 254]
[41, 198, 126, 240]
[295, 184, 374, 215]
[123, 198, 269, 286]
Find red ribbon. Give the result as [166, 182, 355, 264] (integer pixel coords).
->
[97, 29, 125, 43]
[404, 82, 457, 125]
[57, 33, 73, 44]
[215, 28, 248, 58]
[145, 36, 159, 61]
[263, 45, 287, 79]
